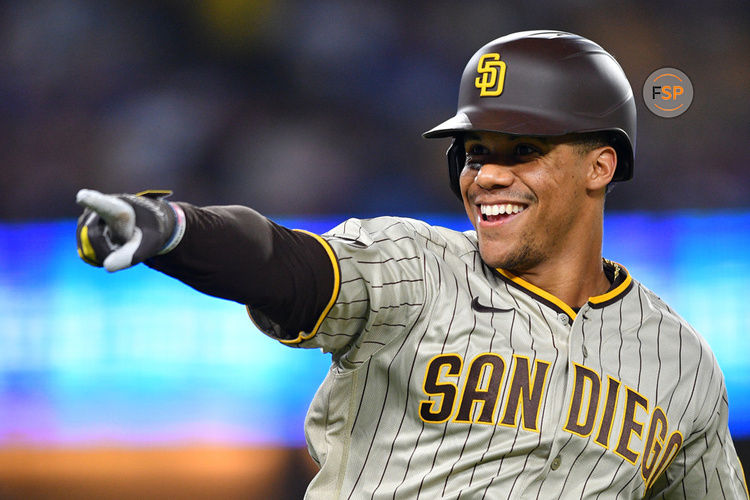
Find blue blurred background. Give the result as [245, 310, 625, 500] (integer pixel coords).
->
[0, 0, 748, 497]
[1, 213, 750, 447]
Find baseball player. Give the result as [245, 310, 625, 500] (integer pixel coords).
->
[76, 31, 747, 498]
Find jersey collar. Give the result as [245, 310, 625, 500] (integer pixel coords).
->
[494, 260, 633, 321]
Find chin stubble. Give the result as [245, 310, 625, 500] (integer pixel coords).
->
[485, 239, 547, 274]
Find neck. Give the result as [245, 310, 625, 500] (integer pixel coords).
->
[513, 254, 610, 310]
[513, 216, 609, 309]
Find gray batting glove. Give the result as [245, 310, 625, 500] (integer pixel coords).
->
[75, 189, 185, 272]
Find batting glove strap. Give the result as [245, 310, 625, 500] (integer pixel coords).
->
[158, 202, 186, 255]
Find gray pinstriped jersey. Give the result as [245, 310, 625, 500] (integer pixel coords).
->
[249, 216, 747, 499]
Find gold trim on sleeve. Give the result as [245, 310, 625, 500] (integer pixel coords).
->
[245, 229, 340, 345]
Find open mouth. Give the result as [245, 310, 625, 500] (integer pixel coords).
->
[478, 203, 527, 223]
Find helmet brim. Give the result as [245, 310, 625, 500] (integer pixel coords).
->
[423, 109, 604, 139]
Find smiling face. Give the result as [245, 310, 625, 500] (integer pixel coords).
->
[460, 132, 614, 274]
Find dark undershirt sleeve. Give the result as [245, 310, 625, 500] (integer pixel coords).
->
[145, 203, 335, 338]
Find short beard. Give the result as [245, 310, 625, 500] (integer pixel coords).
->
[481, 240, 547, 274]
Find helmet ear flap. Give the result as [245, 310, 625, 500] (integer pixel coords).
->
[447, 137, 465, 201]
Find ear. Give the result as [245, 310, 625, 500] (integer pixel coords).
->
[585, 146, 617, 191]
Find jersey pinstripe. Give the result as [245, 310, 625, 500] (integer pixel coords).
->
[248, 216, 748, 499]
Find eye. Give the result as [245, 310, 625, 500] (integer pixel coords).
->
[464, 143, 489, 169]
[514, 143, 541, 157]
[467, 144, 490, 155]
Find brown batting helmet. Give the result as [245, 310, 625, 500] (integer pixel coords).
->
[424, 30, 636, 199]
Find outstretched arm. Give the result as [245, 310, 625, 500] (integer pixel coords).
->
[76, 189, 335, 337]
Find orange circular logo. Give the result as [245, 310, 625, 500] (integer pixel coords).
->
[642, 68, 693, 118]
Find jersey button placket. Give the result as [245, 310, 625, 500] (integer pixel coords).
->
[557, 313, 569, 326]
[577, 306, 590, 359]
[550, 455, 562, 471]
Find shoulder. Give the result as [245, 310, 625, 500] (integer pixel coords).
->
[629, 277, 723, 383]
[323, 216, 478, 256]
[632, 280, 705, 342]
[632, 279, 711, 350]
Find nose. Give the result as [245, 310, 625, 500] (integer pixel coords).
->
[474, 162, 515, 190]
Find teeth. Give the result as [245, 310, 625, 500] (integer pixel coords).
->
[480, 203, 526, 217]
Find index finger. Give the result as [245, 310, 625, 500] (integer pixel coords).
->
[76, 189, 135, 241]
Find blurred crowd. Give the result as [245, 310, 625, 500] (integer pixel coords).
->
[1, 0, 748, 220]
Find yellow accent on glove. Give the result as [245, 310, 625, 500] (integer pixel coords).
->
[78, 225, 99, 265]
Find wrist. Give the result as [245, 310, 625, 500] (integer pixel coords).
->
[158, 202, 186, 255]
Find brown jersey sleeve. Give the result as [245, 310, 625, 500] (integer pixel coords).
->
[146, 203, 335, 339]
